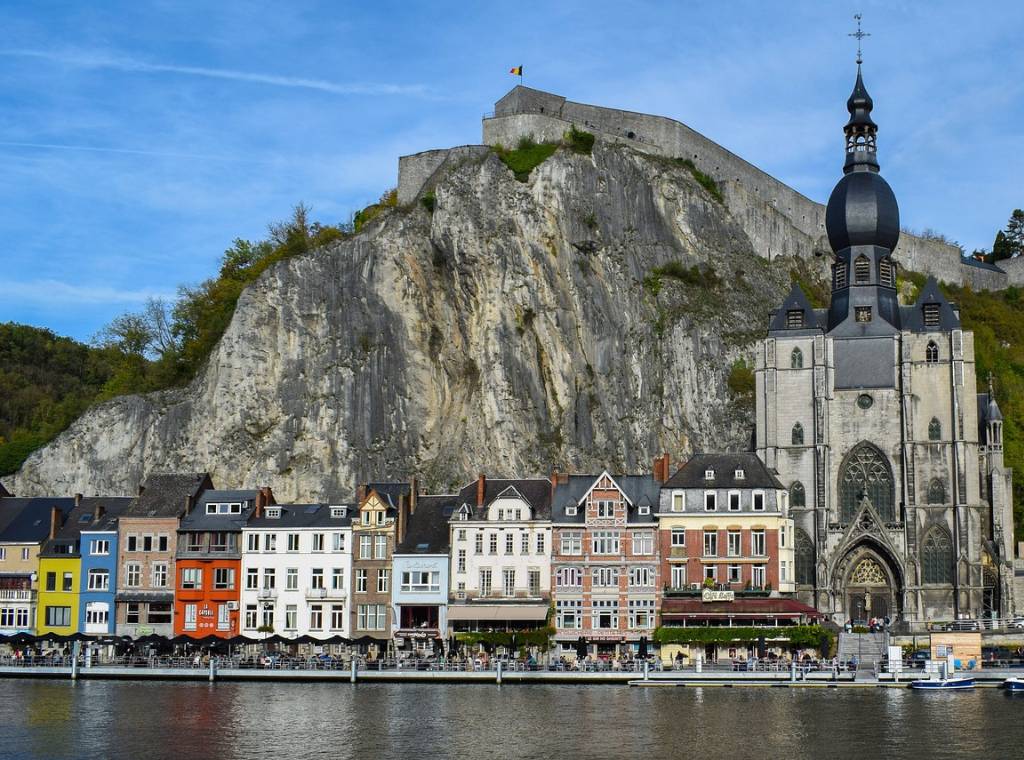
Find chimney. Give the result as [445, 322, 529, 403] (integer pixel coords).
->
[550, 471, 560, 503]
[397, 493, 410, 544]
[356, 484, 367, 504]
[93, 504, 105, 524]
[410, 478, 418, 514]
[476, 474, 486, 508]
[184, 494, 194, 516]
[254, 487, 274, 519]
[74, 493, 83, 508]
[653, 453, 670, 483]
[49, 506, 63, 540]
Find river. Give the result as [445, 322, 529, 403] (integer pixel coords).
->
[0, 680, 1021, 759]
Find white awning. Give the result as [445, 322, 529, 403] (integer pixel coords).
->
[446, 604, 548, 622]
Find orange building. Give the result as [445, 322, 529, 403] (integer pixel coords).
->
[174, 488, 273, 638]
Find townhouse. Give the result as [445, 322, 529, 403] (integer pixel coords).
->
[36, 496, 132, 636]
[392, 494, 450, 653]
[351, 483, 411, 642]
[116, 473, 212, 637]
[551, 470, 663, 659]
[0, 496, 76, 635]
[240, 501, 353, 640]
[79, 507, 124, 635]
[175, 488, 273, 638]
[446, 477, 552, 636]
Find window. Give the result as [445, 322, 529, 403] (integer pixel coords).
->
[181, 568, 202, 590]
[728, 492, 740, 511]
[46, 572, 56, 591]
[374, 535, 387, 559]
[565, 505, 578, 517]
[592, 599, 619, 629]
[89, 539, 110, 555]
[456, 529, 467, 542]
[311, 568, 325, 589]
[158, 535, 168, 552]
[359, 535, 372, 559]
[287, 533, 300, 552]
[262, 568, 276, 589]
[209, 532, 234, 552]
[536, 533, 545, 554]
[593, 567, 619, 588]
[839, 443, 894, 522]
[285, 605, 297, 630]
[924, 305, 940, 330]
[791, 347, 803, 369]
[521, 532, 530, 554]
[152, 563, 168, 588]
[796, 530, 815, 585]
[556, 599, 583, 629]
[596, 500, 616, 518]
[560, 532, 583, 555]
[505, 533, 514, 555]
[309, 605, 323, 630]
[752, 565, 766, 588]
[833, 262, 847, 289]
[671, 493, 684, 512]
[671, 528, 686, 547]
[753, 492, 765, 511]
[791, 422, 804, 446]
[786, 310, 804, 329]
[855, 306, 872, 323]
[557, 567, 582, 588]
[457, 549, 466, 573]
[781, 561, 788, 583]
[330, 605, 345, 631]
[489, 534, 498, 555]
[628, 599, 655, 629]
[704, 469, 715, 480]
[332, 568, 344, 591]
[332, 533, 346, 552]
[127, 535, 138, 552]
[126, 563, 141, 587]
[126, 602, 141, 624]
[879, 257, 894, 287]
[474, 534, 483, 555]
[727, 531, 741, 557]
[377, 569, 389, 593]
[264, 533, 277, 552]
[703, 531, 718, 557]
[780, 526, 787, 548]
[312, 534, 325, 552]
[927, 478, 946, 505]
[245, 605, 258, 629]
[217, 603, 230, 631]
[704, 492, 717, 511]
[728, 565, 742, 584]
[62, 572, 73, 591]
[246, 568, 259, 590]
[247, 534, 259, 552]
[184, 604, 197, 631]
[503, 569, 515, 596]
[401, 571, 440, 592]
[21, 547, 29, 561]
[670, 565, 687, 588]
[361, 510, 371, 526]
[213, 568, 235, 590]
[632, 532, 654, 555]
[591, 531, 620, 555]
[629, 566, 654, 588]
[751, 530, 766, 557]
[735, 468, 745, 480]
[375, 511, 385, 526]
[529, 570, 541, 595]
[854, 255, 870, 283]
[84, 603, 109, 628]
[285, 567, 298, 590]
[928, 417, 942, 441]
[143, 603, 169, 624]
[479, 569, 492, 596]
[260, 603, 274, 629]
[45, 606, 71, 627]
[790, 481, 806, 507]
[356, 569, 367, 593]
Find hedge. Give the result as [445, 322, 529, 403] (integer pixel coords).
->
[653, 625, 834, 650]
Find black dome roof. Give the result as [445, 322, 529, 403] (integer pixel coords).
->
[825, 170, 900, 252]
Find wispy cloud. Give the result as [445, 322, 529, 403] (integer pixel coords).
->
[0, 140, 264, 163]
[0, 279, 175, 307]
[0, 48, 430, 97]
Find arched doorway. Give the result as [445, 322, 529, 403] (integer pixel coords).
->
[835, 545, 902, 624]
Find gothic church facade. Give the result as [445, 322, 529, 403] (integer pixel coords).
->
[755, 65, 1016, 625]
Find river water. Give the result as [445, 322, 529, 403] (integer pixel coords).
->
[0, 680, 1021, 760]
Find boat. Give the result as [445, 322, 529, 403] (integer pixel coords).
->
[911, 676, 976, 690]
[1004, 677, 1024, 692]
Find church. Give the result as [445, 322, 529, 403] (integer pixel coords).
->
[755, 62, 1016, 626]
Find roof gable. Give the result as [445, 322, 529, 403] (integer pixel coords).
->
[769, 284, 821, 333]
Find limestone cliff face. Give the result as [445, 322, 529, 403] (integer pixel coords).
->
[5, 143, 805, 500]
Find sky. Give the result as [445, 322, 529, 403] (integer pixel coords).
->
[1, 0, 1021, 342]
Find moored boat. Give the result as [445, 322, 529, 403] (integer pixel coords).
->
[910, 676, 975, 690]
[1004, 677, 1024, 692]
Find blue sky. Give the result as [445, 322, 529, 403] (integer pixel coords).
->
[1, 1, 1021, 341]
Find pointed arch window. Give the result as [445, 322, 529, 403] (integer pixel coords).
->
[927, 478, 946, 504]
[922, 527, 953, 584]
[839, 443, 894, 522]
[791, 422, 804, 446]
[795, 529, 815, 586]
[928, 417, 941, 441]
[854, 255, 870, 284]
[791, 348, 803, 369]
[925, 341, 939, 363]
[790, 481, 806, 507]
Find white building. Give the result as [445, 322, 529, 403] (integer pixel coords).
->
[240, 503, 353, 640]
[391, 495, 451, 653]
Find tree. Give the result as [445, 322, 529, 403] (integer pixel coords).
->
[993, 210, 1024, 262]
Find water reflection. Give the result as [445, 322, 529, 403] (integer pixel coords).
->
[0, 682, 1021, 760]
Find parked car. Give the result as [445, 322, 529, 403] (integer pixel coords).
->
[1009, 618, 1024, 630]
[944, 620, 980, 631]
[908, 650, 930, 668]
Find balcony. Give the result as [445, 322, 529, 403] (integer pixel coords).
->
[305, 587, 346, 600]
[257, 588, 277, 600]
[0, 589, 34, 602]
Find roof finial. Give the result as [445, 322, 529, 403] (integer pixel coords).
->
[849, 13, 870, 66]
[988, 371, 995, 397]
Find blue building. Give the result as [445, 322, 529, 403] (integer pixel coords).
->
[79, 502, 131, 635]
[391, 495, 451, 655]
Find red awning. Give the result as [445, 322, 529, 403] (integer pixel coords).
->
[661, 597, 823, 619]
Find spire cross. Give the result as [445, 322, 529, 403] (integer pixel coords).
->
[849, 14, 870, 65]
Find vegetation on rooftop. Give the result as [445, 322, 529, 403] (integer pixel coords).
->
[493, 135, 559, 182]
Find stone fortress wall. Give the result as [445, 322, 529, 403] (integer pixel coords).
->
[398, 86, 1017, 291]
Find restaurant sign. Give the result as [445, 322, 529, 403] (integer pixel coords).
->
[702, 589, 735, 602]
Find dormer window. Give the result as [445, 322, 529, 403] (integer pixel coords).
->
[638, 505, 651, 516]
[923, 303, 940, 329]
[361, 511, 371, 526]
[375, 511, 385, 526]
[734, 468, 745, 479]
[566, 505, 578, 517]
[704, 468, 715, 480]
[786, 310, 804, 329]
[266, 507, 281, 519]
[330, 506, 347, 518]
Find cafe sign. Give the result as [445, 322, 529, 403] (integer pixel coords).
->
[702, 589, 735, 602]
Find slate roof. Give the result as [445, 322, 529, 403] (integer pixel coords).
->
[962, 256, 1006, 273]
[396, 495, 452, 555]
[178, 489, 262, 532]
[0, 498, 76, 544]
[767, 284, 823, 335]
[124, 473, 213, 518]
[447, 478, 553, 521]
[246, 503, 355, 529]
[663, 452, 783, 490]
[977, 393, 1004, 444]
[898, 277, 961, 333]
[551, 473, 661, 524]
[39, 497, 134, 557]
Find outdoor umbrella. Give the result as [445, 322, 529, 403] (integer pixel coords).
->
[6, 632, 35, 646]
[225, 634, 258, 646]
[638, 636, 648, 659]
[292, 634, 319, 645]
[320, 634, 350, 646]
[261, 634, 291, 646]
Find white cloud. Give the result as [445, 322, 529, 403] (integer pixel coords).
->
[0, 279, 175, 307]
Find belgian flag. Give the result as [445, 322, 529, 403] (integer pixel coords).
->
[509, 66, 523, 76]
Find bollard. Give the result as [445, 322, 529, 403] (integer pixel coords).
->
[790, 662, 796, 683]
[496, 660, 502, 685]
[71, 641, 80, 681]
[209, 657, 216, 682]
[350, 658, 357, 684]
[644, 660, 650, 681]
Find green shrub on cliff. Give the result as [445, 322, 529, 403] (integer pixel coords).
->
[494, 136, 559, 181]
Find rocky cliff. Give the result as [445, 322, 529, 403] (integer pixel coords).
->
[5, 142, 811, 500]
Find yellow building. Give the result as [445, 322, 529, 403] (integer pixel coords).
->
[36, 555, 81, 636]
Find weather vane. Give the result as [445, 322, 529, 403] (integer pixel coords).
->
[849, 13, 870, 65]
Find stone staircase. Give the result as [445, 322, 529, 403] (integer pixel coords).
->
[838, 632, 889, 680]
